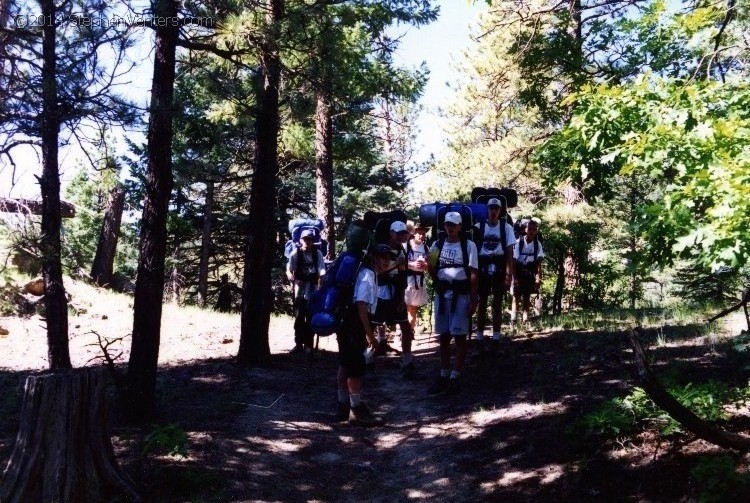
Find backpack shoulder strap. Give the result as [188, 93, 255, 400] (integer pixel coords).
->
[533, 237, 539, 261]
[461, 236, 470, 278]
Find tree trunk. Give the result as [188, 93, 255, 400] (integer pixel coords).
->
[91, 185, 125, 287]
[198, 180, 214, 307]
[628, 180, 638, 310]
[39, 0, 71, 370]
[315, 86, 335, 261]
[0, 368, 141, 502]
[238, 0, 284, 366]
[553, 254, 565, 316]
[127, 0, 178, 420]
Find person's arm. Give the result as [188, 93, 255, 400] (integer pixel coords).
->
[504, 244, 514, 288]
[286, 253, 295, 282]
[469, 267, 479, 314]
[357, 301, 377, 348]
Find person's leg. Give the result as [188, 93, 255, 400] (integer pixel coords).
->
[399, 320, 415, 377]
[407, 304, 418, 331]
[522, 293, 532, 322]
[291, 297, 306, 352]
[491, 275, 504, 341]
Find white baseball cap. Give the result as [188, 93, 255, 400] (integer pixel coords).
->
[390, 221, 408, 233]
[444, 212, 462, 225]
[487, 197, 506, 208]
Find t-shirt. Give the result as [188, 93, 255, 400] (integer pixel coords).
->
[430, 239, 479, 282]
[353, 267, 378, 314]
[287, 248, 326, 299]
[405, 240, 428, 289]
[474, 220, 516, 256]
[514, 237, 545, 265]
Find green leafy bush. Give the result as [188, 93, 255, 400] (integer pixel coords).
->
[579, 380, 749, 439]
[690, 455, 749, 503]
[142, 423, 189, 459]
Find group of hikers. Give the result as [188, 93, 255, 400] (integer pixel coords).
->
[285, 195, 544, 426]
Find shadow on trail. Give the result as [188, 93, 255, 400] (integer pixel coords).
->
[1, 321, 748, 502]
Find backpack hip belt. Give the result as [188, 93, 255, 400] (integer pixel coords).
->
[435, 279, 471, 314]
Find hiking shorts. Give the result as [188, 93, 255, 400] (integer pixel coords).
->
[372, 298, 408, 326]
[433, 293, 471, 336]
[478, 270, 507, 297]
[337, 314, 367, 378]
[515, 265, 538, 297]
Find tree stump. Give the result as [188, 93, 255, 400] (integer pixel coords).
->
[0, 368, 140, 502]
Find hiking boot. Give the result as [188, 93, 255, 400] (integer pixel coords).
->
[289, 344, 303, 354]
[349, 403, 383, 427]
[446, 378, 461, 396]
[334, 402, 350, 422]
[427, 376, 449, 395]
[401, 361, 416, 380]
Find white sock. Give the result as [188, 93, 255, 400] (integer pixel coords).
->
[338, 389, 349, 403]
[349, 393, 362, 408]
[450, 370, 461, 379]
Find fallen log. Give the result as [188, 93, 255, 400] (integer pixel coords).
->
[0, 197, 75, 218]
[707, 286, 750, 331]
[627, 328, 750, 452]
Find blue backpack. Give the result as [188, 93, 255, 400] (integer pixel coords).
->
[308, 251, 365, 336]
[284, 218, 328, 260]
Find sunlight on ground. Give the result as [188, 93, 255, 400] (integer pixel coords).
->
[480, 463, 567, 491]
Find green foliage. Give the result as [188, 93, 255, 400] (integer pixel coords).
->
[63, 160, 138, 277]
[537, 76, 750, 271]
[690, 455, 749, 503]
[579, 380, 750, 439]
[142, 423, 189, 459]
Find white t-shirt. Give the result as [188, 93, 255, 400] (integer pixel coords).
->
[430, 239, 479, 282]
[514, 237, 545, 265]
[474, 220, 516, 256]
[405, 240, 429, 289]
[353, 267, 378, 314]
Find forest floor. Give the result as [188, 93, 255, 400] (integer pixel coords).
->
[2, 278, 750, 502]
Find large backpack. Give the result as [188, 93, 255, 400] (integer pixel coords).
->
[308, 221, 372, 337]
[363, 210, 407, 244]
[284, 218, 328, 260]
[470, 186, 518, 208]
[418, 202, 484, 241]
[308, 251, 365, 336]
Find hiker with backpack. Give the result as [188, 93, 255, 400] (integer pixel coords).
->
[372, 221, 417, 379]
[404, 222, 431, 334]
[513, 218, 544, 323]
[286, 229, 326, 354]
[334, 244, 394, 427]
[472, 196, 516, 353]
[426, 211, 479, 395]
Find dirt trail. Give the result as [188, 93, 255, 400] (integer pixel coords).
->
[2, 306, 748, 502]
